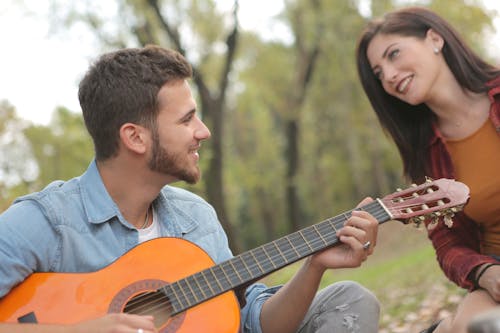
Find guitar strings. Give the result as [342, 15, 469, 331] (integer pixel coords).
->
[126, 202, 391, 315]
[126, 202, 399, 317]
[122, 201, 393, 318]
[126, 198, 433, 318]
[133, 192, 452, 317]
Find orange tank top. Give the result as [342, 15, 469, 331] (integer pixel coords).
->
[446, 119, 500, 255]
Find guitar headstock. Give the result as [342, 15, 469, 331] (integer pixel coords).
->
[381, 178, 469, 228]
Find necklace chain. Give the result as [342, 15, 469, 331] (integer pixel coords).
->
[139, 206, 150, 229]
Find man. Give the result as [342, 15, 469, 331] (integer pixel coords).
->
[0, 46, 380, 332]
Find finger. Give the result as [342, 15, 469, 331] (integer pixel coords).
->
[339, 235, 369, 262]
[355, 196, 374, 208]
[346, 211, 376, 228]
[337, 225, 367, 243]
[118, 314, 156, 331]
[346, 211, 378, 246]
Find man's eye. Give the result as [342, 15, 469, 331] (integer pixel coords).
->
[182, 114, 194, 123]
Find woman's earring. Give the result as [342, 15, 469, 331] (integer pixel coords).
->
[433, 47, 440, 54]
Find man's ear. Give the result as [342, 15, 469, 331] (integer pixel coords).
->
[119, 123, 148, 154]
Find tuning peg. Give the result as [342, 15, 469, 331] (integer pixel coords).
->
[411, 183, 418, 187]
[412, 192, 419, 198]
[412, 218, 423, 228]
[426, 188, 434, 193]
[444, 214, 454, 228]
[396, 188, 402, 192]
[437, 200, 445, 206]
[422, 204, 429, 210]
[427, 218, 438, 230]
[405, 208, 414, 214]
[425, 176, 434, 182]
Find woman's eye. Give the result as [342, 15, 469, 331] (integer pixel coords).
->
[388, 49, 399, 60]
[374, 71, 383, 80]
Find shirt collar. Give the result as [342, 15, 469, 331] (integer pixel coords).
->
[79, 159, 123, 225]
[79, 160, 201, 234]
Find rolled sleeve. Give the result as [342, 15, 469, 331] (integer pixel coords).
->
[240, 283, 281, 333]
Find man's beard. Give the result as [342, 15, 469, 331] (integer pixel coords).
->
[148, 135, 200, 184]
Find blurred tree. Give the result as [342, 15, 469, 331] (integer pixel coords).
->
[23, 107, 93, 188]
[0, 101, 38, 210]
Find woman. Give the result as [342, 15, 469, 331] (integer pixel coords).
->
[356, 6, 500, 333]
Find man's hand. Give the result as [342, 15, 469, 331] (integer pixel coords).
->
[73, 314, 157, 333]
[309, 197, 378, 271]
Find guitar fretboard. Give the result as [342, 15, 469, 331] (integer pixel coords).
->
[161, 199, 391, 315]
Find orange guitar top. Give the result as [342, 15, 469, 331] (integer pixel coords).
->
[0, 237, 240, 333]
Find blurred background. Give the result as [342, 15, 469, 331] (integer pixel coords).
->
[1, 0, 499, 331]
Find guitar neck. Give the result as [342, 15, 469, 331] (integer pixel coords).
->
[162, 199, 392, 315]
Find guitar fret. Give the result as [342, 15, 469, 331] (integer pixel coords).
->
[190, 272, 208, 299]
[219, 261, 240, 286]
[200, 270, 216, 295]
[259, 246, 277, 269]
[248, 251, 265, 274]
[171, 281, 190, 309]
[312, 224, 328, 246]
[275, 238, 293, 263]
[184, 275, 202, 303]
[211, 264, 231, 290]
[285, 236, 300, 257]
[297, 230, 314, 252]
[231, 257, 252, 281]
[300, 227, 322, 252]
[206, 267, 224, 293]
[239, 256, 252, 276]
[326, 218, 342, 237]
[228, 259, 244, 282]
[178, 278, 195, 306]
[317, 219, 339, 244]
[241, 251, 264, 278]
[263, 242, 286, 267]
[161, 285, 181, 313]
[286, 232, 309, 257]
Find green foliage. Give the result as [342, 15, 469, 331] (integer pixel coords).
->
[4, 0, 498, 253]
[23, 107, 93, 188]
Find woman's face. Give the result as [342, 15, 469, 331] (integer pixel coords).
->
[366, 30, 444, 105]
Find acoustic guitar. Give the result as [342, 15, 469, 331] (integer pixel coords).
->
[0, 178, 469, 332]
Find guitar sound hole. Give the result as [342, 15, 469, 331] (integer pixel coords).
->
[108, 279, 185, 333]
[125, 291, 172, 327]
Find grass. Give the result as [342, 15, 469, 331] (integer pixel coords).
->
[258, 223, 465, 332]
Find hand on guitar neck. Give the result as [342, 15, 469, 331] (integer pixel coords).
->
[259, 197, 379, 333]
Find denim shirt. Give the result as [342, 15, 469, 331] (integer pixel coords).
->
[0, 160, 278, 332]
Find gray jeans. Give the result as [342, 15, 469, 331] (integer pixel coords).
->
[297, 281, 380, 333]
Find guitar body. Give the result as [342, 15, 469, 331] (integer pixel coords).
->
[0, 238, 240, 333]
